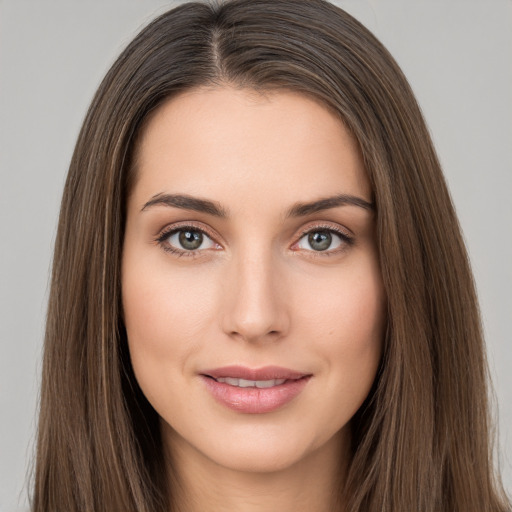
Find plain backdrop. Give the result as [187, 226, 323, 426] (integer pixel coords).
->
[0, 1, 511, 510]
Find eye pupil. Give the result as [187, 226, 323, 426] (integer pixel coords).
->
[308, 231, 332, 251]
[179, 230, 203, 250]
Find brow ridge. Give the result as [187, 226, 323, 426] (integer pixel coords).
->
[141, 192, 373, 218]
[141, 193, 228, 217]
[286, 194, 374, 217]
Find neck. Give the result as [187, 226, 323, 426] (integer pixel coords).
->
[163, 426, 350, 512]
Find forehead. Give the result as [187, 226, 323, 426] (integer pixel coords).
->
[131, 86, 371, 210]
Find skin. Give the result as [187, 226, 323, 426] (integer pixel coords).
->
[122, 86, 386, 512]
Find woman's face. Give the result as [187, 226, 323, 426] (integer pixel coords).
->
[122, 87, 385, 474]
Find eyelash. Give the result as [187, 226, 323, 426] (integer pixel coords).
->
[154, 222, 354, 258]
[155, 222, 218, 258]
[295, 224, 354, 257]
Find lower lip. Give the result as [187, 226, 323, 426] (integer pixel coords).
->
[200, 375, 311, 414]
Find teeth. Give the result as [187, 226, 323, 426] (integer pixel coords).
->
[216, 377, 287, 388]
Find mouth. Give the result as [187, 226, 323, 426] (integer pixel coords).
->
[200, 365, 312, 413]
[201, 365, 310, 382]
[203, 375, 304, 388]
[203, 375, 311, 389]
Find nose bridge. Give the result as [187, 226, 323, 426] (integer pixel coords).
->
[221, 243, 288, 342]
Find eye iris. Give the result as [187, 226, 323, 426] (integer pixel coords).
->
[308, 231, 332, 251]
[178, 230, 203, 250]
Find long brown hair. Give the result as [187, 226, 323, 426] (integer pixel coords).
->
[32, 1, 510, 510]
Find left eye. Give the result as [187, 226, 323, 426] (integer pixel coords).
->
[165, 229, 216, 251]
[296, 230, 344, 252]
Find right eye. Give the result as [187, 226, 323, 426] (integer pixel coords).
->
[156, 225, 219, 256]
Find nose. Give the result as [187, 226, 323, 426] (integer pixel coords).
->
[220, 249, 290, 344]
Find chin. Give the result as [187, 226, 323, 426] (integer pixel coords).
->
[164, 416, 345, 476]
[208, 441, 309, 474]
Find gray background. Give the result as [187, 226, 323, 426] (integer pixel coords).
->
[1, 1, 511, 510]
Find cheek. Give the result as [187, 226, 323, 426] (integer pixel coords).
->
[297, 257, 385, 392]
[123, 254, 219, 342]
[299, 254, 385, 337]
[121, 260, 218, 403]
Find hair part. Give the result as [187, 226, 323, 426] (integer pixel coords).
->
[33, 1, 510, 511]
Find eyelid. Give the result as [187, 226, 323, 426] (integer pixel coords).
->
[154, 221, 223, 256]
[291, 221, 354, 254]
[153, 220, 354, 257]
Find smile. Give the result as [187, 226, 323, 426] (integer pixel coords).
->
[200, 366, 312, 414]
[213, 377, 287, 388]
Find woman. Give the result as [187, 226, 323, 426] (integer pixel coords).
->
[32, 0, 511, 511]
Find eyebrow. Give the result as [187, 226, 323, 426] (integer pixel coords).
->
[141, 193, 228, 217]
[286, 194, 374, 217]
[141, 192, 373, 217]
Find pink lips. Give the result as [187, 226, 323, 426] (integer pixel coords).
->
[200, 365, 312, 414]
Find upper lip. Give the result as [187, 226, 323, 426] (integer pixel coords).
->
[201, 365, 310, 381]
